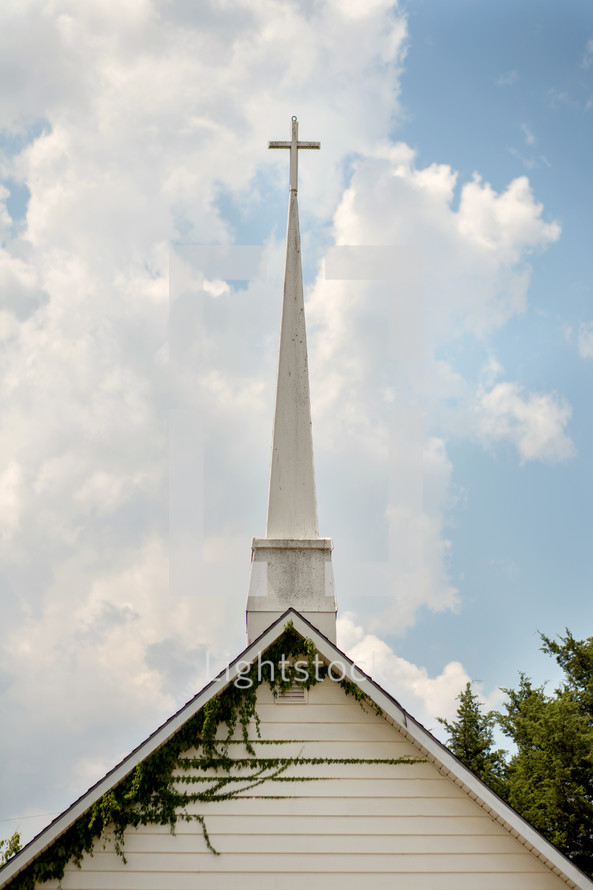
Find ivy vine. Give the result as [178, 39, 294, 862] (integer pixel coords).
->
[2, 624, 421, 890]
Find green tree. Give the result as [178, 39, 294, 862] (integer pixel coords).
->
[0, 832, 21, 867]
[438, 681, 508, 798]
[499, 631, 593, 875]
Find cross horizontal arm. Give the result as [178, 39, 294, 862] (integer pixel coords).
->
[269, 119, 320, 191]
[268, 141, 320, 149]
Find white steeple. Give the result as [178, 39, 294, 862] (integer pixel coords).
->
[266, 118, 318, 539]
[246, 117, 337, 643]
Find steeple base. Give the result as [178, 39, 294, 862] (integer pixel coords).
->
[246, 538, 337, 644]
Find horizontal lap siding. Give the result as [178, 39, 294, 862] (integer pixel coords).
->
[184, 794, 497, 817]
[177, 759, 431, 780]
[117, 814, 507, 837]
[207, 739, 413, 758]
[50, 677, 569, 890]
[50, 869, 568, 890]
[185, 778, 469, 797]
[57, 851, 558, 873]
[106, 831, 522, 854]
[223, 719, 400, 741]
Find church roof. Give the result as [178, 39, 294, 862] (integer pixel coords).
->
[2, 609, 592, 890]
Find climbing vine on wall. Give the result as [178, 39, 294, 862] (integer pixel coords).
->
[2, 624, 421, 890]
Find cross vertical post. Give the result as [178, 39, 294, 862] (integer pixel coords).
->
[269, 116, 320, 193]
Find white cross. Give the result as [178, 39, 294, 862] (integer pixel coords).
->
[269, 116, 320, 192]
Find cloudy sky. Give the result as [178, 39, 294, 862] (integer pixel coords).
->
[1, 0, 592, 846]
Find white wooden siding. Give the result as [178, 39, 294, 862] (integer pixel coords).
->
[45, 677, 572, 890]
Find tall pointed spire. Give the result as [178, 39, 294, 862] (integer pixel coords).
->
[266, 117, 318, 538]
[246, 118, 337, 643]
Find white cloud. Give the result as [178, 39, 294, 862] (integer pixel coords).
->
[546, 87, 576, 110]
[318, 147, 559, 343]
[0, 0, 411, 579]
[0, 247, 45, 319]
[495, 71, 518, 87]
[0, 535, 246, 829]
[0, 460, 22, 541]
[456, 173, 559, 265]
[577, 321, 593, 359]
[508, 147, 551, 171]
[473, 380, 574, 464]
[337, 612, 494, 733]
[582, 37, 593, 70]
[520, 123, 535, 145]
[480, 355, 505, 387]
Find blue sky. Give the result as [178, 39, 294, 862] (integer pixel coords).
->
[0, 0, 592, 847]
